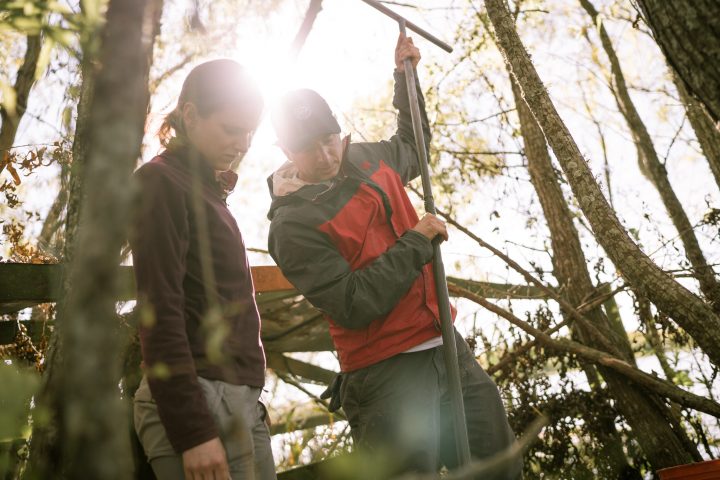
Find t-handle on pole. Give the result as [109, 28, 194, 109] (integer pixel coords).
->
[385, 8, 471, 468]
[360, 0, 453, 52]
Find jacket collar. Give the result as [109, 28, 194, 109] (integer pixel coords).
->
[162, 140, 238, 198]
[267, 138, 366, 219]
[268, 135, 355, 199]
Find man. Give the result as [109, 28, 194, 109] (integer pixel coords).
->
[267, 35, 520, 478]
[131, 60, 275, 480]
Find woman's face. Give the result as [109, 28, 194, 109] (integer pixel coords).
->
[183, 102, 261, 171]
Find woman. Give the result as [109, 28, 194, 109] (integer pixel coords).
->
[130, 59, 276, 480]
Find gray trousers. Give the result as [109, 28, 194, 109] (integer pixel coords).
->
[339, 330, 522, 479]
[133, 375, 276, 480]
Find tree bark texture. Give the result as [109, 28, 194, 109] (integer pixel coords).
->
[483, 0, 720, 368]
[0, 34, 41, 164]
[25, 21, 103, 476]
[635, 0, 720, 126]
[27, 6, 104, 476]
[510, 77, 699, 470]
[31, 0, 163, 477]
[580, 0, 720, 313]
[674, 75, 720, 192]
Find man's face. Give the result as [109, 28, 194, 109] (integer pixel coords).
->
[184, 102, 261, 171]
[284, 133, 344, 183]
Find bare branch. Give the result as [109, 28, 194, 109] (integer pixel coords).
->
[290, 0, 324, 60]
[453, 284, 720, 418]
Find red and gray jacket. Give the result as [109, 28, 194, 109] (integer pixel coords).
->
[267, 71, 454, 372]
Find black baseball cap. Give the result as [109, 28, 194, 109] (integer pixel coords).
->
[272, 89, 341, 152]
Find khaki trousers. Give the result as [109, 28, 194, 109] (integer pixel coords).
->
[134, 375, 276, 480]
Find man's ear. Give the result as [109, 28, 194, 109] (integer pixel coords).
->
[341, 134, 350, 149]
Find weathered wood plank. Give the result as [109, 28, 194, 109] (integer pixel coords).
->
[0, 263, 547, 353]
[0, 263, 547, 310]
[266, 353, 337, 384]
[0, 263, 294, 304]
[252, 265, 295, 293]
[0, 302, 37, 315]
[270, 412, 338, 436]
[0, 263, 65, 303]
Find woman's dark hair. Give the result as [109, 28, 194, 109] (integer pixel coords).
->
[158, 59, 263, 148]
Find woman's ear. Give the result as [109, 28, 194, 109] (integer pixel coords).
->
[181, 102, 197, 131]
[279, 144, 293, 161]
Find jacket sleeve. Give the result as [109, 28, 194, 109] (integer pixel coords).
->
[130, 163, 219, 453]
[367, 69, 432, 185]
[268, 214, 434, 330]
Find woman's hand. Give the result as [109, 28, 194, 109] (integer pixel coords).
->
[182, 437, 230, 480]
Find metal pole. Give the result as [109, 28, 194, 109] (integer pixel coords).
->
[396, 18, 472, 468]
[360, 0, 453, 53]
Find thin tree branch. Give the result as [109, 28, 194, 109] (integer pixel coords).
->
[416, 189, 621, 357]
[453, 284, 720, 418]
[290, 0, 324, 60]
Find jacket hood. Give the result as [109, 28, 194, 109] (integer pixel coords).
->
[266, 138, 352, 220]
[266, 163, 333, 220]
[160, 146, 238, 198]
[271, 161, 314, 197]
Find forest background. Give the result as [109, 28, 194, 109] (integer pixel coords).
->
[1, 0, 720, 478]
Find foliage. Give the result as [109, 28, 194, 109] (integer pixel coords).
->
[1, 0, 720, 478]
[485, 305, 651, 477]
[0, 362, 39, 442]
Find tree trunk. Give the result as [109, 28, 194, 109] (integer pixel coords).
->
[635, 0, 720, 126]
[483, 0, 720, 368]
[580, 0, 720, 313]
[510, 77, 699, 470]
[60, 0, 163, 475]
[674, 75, 720, 191]
[37, 163, 71, 258]
[0, 34, 41, 166]
[26, 48, 97, 480]
[27, 0, 162, 477]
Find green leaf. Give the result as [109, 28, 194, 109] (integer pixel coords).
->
[0, 363, 40, 439]
[47, 1, 73, 15]
[672, 370, 694, 387]
[81, 0, 102, 26]
[203, 306, 230, 364]
[595, 14, 603, 35]
[46, 27, 75, 50]
[147, 362, 171, 380]
[0, 81, 17, 118]
[9, 16, 42, 35]
[35, 36, 55, 81]
[23, 3, 41, 17]
[61, 104, 73, 131]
